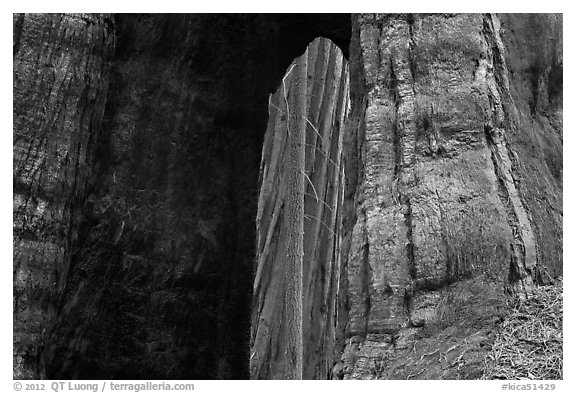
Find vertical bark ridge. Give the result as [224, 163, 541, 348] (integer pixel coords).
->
[481, 14, 536, 294]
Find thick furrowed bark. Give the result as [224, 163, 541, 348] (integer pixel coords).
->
[335, 13, 562, 380]
[13, 13, 114, 379]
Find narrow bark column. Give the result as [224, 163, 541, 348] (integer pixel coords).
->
[284, 51, 308, 380]
[13, 13, 114, 379]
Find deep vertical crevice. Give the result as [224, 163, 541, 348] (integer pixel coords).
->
[13, 13, 25, 57]
[361, 210, 371, 337]
[404, 197, 416, 280]
[406, 13, 416, 80]
[390, 58, 401, 180]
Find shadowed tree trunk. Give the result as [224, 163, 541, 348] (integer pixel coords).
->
[13, 13, 114, 379]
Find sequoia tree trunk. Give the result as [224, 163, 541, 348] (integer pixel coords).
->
[333, 13, 562, 380]
[250, 38, 349, 380]
[13, 13, 114, 379]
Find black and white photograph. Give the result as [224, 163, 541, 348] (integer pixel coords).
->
[8, 3, 565, 387]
